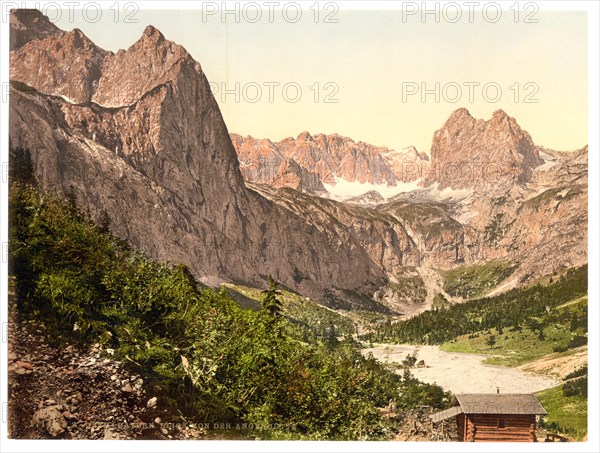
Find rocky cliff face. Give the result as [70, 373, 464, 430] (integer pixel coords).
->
[423, 108, 542, 191]
[9, 10, 587, 316]
[10, 18, 107, 104]
[230, 134, 326, 193]
[474, 145, 588, 287]
[9, 8, 65, 50]
[9, 10, 391, 311]
[231, 132, 429, 195]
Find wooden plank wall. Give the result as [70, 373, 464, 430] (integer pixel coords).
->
[464, 414, 536, 442]
[456, 414, 466, 441]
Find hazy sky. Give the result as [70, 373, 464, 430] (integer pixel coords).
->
[52, 6, 588, 153]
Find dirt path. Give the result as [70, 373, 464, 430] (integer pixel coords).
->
[363, 344, 558, 394]
[557, 296, 588, 310]
[486, 276, 520, 297]
[6, 278, 206, 440]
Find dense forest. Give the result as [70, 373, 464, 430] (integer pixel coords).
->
[8, 147, 448, 440]
[362, 266, 587, 345]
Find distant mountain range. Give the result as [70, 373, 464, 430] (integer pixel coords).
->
[230, 132, 429, 196]
[9, 9, 588, 316]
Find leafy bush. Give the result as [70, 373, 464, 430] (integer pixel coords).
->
[564, 366, 587, 381]
[563, 377, 587, 398]
[567, 335, 587, 349]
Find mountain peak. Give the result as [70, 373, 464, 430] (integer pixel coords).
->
[492, 108, 510, 120]
[10, 11, 108, 104]
[10, 9, 64, 50]
[297, 131, 313, 141]
[447, 107, 473, 121]
[488, 109, 518, 129]
[142, 25, 165, 42]
[65, 28, 96, 49]
[440, 108, 476, 130]
[89, 23, 197, 106]
[425, 108, 540, 190]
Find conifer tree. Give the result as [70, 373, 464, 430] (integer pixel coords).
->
[261, 276, 282, 318]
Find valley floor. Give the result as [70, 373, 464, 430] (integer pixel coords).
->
[362, 344, 557, 394]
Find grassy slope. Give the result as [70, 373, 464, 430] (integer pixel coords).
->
[536, 385, 587, 440]
[440, 260, 515, 299]
[440, 296, 587, 366]
[224, 283, 357, 336]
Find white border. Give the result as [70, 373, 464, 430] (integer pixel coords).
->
[1, 1, 598, 452]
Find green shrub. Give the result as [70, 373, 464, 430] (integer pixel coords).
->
[563, 377, 587, 398]
[564, 366, 587, 381]
[567, 335, 587, 349]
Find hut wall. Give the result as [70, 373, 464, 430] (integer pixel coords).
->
[465, 414, 537, 442]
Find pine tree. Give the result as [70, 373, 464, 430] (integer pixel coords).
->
[261, 276, 283, 318]
[66, 185, 78, 213]
[9, 146, 35, 186]
[98, 210, 111, 234]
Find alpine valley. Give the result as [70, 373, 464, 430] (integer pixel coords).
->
[6, 8, 589, 442]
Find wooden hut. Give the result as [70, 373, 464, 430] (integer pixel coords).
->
[430, 393, 547, 442]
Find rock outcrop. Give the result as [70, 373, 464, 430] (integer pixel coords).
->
[230, 134, 326, 193]
[7, 282, 206, 440]
[423, 108, 542, 190]
[9, 8, 65, 50]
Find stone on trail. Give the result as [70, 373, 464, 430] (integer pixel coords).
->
[15, 361, 33, 370]
[32, 406, 68, 437]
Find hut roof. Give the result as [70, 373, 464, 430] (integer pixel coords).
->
[430, 393, 547, 422]
[430, 405, 464, 423]
[453, 393, 547, 415]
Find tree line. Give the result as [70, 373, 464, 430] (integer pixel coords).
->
[362, 266, 587, 345]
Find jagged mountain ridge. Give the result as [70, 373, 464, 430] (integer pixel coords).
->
[229, 108, 544, 202]
[9, 10, 587, 316]
[231, 132, 429, 195]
